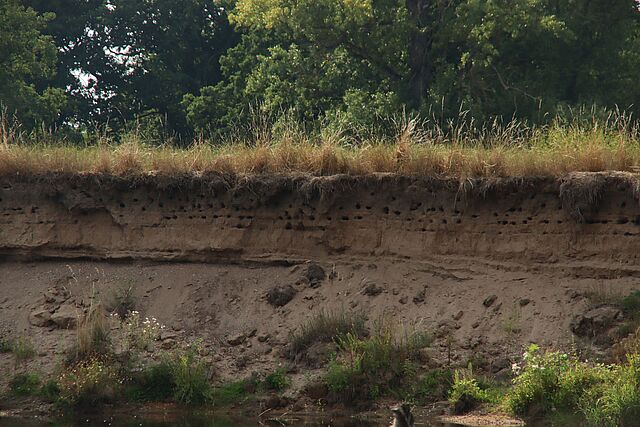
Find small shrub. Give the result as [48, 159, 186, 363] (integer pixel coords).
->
[506, 344, 609, 418]
[263, 368, 289, 392]
[39, 379, 61, 402]
[581, 354, 640, 427]
[171, 345, 212, 405]
[119, 310, 163, 352]
[58, 356, 122, 407]
[127, 361, 176, 402]
[621, 291, 640, 317]
[0, 337, 11, 353]
[325, 321, 431, 404]
[288, 310, 367, 357]
[448, 369, 487, 414]
[142, 362, 176, 400]
[412, 370, 454, 403]
[10, 372, 41, 396]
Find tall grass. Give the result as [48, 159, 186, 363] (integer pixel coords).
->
[2, 109, 640, 178]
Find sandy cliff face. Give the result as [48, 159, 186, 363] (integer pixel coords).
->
[1, 172, 640, 392]
[1, 172, 639, 265]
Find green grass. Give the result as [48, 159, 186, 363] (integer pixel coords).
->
[10, 372, 41, 396]
[288, 310, 367, 358]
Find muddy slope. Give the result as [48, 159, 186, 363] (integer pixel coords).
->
[1, 172, 639, 265]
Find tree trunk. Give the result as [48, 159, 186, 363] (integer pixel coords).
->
[405, 0, 435, 108]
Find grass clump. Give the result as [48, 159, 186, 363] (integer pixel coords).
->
[411, 369, 454, 404]
[10, 337, 36, 363]
[212, 380, 253, 406]
[580, 354, 640, 427]
[106, 283, 137, 319]
[288, 310, 367, 357]
[10, 372, 41, 396]
[70, 303, 111, 363]
[2, 111, 640, 178]
[448, 368, 489, 414]
[171, 345, 212, 405]
[325, 321, 431, 404]
[262, 368, 289, 392]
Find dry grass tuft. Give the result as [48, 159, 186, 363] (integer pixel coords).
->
[2, 111, 640, 178]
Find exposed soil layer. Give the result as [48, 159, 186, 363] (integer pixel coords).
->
[1, 172, 639, 265]
[2, 171, 640, 417]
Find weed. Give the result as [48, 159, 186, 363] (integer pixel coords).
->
[325, 320, 431, 404]
[106, 282, 137, 319]
[71, 303, 110, 363]
[506, 344, 610, 419]
[502, 306, 522, 335]
[262, 368, 289, 392]
[10, 372, 41, 396]
[58, 356, 123, 407]
[212, 380, 252, 406]
[11, 337, 36, 364]
[288, 310, 367, 357]
[127, 361, 176, 402]
[580, 354, 640, 427]
[411, 370, 454, 403]
[171, 344, 212, 405]
[39, 379, 61, 402]
[448, 368, 487, 414]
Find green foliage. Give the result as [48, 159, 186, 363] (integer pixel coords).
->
[39, 379, 61, 402]
[211, 380, 252, 406]
[58, 356, 123, 407]
[621, 291, 640, 317]
[0, 0, 66, 126]
[127, 362, 176, 402]
[9, 372, 41, 396]
[324, 322, 431, 404]
[581, 354, 640, 427]
[448, 369, 488, 414]
[411, 370, 454, 403]
[288, 310, 367, 357]
[506, 344, 613, 420]
[106, 283, 137, 319]
[262, 368, 289, 392]
[171, 345, 212, 405]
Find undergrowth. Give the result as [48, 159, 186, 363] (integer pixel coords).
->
[288, 310, 367, 358]
[325, 320, 431, 404]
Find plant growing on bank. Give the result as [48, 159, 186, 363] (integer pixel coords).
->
[288, 309, 367, 358]
[505, 344, 640, 426]
[171, 343, 212, 405]
[58, 356, 124, 407]
[9, 372, 41, 396]
[325, 321, 431, 404]
[448, 368, 488, 414]
[9, 337, 36, 365]
[262, 368, 289, 392]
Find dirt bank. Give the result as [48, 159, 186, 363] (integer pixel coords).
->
[1, 171, 640, 420]
[1, 172, 640, 265]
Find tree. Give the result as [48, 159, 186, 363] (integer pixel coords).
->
[0, 0, 65, 127]
[187, 0, 640, 134]
[27, 0, 238, 137]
